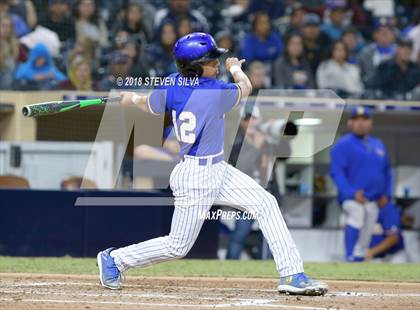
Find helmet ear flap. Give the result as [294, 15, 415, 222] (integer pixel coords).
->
[178, 63, 203, 78]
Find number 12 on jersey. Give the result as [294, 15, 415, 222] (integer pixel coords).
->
[172, 110, 197, 144]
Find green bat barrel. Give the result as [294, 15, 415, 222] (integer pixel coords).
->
[22, 97, 120, 117]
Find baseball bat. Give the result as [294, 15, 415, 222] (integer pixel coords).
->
[22, 96, 121, 117]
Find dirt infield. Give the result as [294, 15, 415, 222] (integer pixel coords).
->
[0, 273, 419, 310]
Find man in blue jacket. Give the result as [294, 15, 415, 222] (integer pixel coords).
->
[330, 106, 392, 261]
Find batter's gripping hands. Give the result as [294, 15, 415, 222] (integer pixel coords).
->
[120, 91, 138, 106]
[225, 58, 245, 73]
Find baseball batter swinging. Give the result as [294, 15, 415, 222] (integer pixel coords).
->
[97, 32, 328, 295]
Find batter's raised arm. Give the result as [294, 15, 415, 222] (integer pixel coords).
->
[225, 58, 253, 98]
[119, 91, 149, 113]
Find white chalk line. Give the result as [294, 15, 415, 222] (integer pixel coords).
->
[0, 288, 264, 302]
[0, 297, 333, 310]
[0, 289, 195, 300]
[213, 300, 331, 309]
[329, 291, 420, 297]
[0, 281, 275, 292]
[0, 288, 328, 309]
[1, 281, 420, 298]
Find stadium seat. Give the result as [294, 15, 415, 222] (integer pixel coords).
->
[0, 175, 30, 189]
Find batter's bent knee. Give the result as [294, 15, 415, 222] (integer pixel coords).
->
[267, 193, 278, 206]
[262, 192, 278, 208]
[167, 241, 194, 259]
[256, 192, 279, 218]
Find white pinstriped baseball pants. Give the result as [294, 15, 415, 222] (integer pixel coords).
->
[111, 157, 304, 277]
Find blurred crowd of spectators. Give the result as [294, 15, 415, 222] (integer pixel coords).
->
[0, 0, 419, 99]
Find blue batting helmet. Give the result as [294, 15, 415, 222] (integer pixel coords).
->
[173, 32, 228, 77]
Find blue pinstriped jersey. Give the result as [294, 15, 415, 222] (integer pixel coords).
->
[147, 73, 241, 157]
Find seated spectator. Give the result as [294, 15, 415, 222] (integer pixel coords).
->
[301, 13, 332, 73]
[9, 0, 37, 30]
[240, 11, 283, 64]
[15, 43, 66, 90]
[282, 2, 306, 37]
[316, 40, 364, 97]
[146, 22, 177, 77]
[366, 203, 408, 263]
[273, 33, 315, 89]
[341, 27, 364, 64]
[67, 37, 96, 68]
[176, 16, 192, 37]
[0, 14, 19, 89]
[358, 17, 396, 85]
[99, 51, 132, 90]
[74, 0, 108, 48]
[367, 38, 419, 99]
[9, 0, 37, 28]
[56, 56, 99, 90]
[154, 0, 208, 33]
[0, 0, 29, 37]
[111, 1, 149, 43]
[104, 30, 150, 79]
[39, 0, 75, 42]
[122, 38, 151, 79]
[247, 61, 268, 96]
[321, 0, 349, 41]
